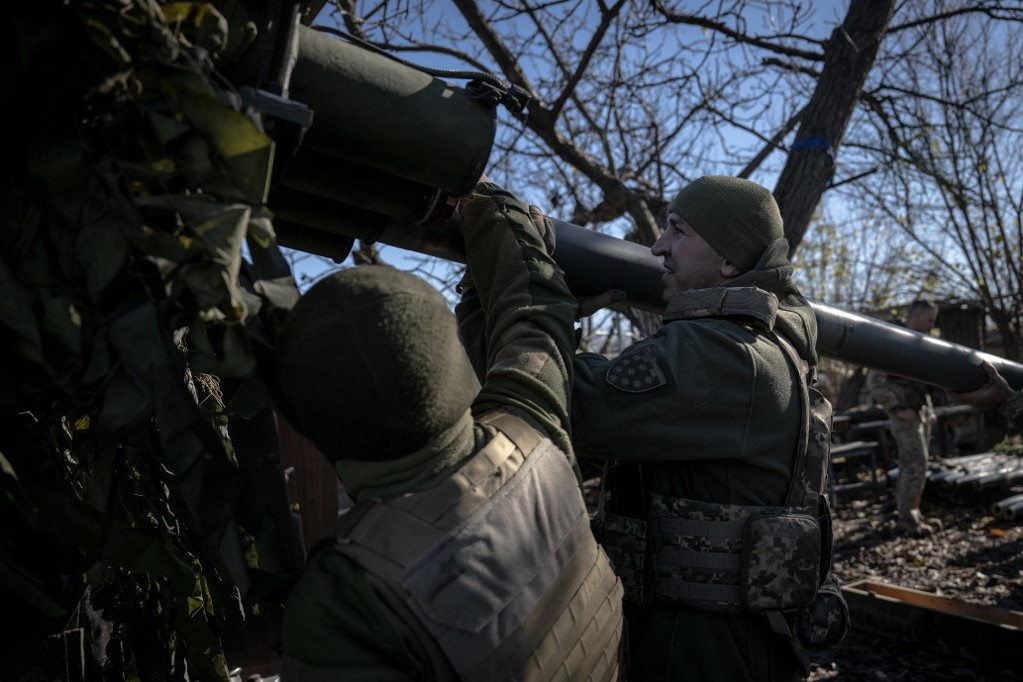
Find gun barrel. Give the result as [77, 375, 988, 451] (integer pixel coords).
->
[553, 218, 1022, 392]
[377, 215, 1023, 393]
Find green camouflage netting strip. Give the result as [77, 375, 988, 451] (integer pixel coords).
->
[3, 1, 301, 679]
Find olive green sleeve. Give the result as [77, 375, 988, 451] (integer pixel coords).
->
[570, 320, 800, 485]
[454, 182, 577, 458]
[455, 288, 488, 386]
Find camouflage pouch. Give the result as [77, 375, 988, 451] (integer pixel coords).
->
[591, 511, 647, 605]
[741, 511, 820, 611]
[796, 574, 850, 648]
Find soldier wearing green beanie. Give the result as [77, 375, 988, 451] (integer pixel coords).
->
[276, 182, 623, 681]
[668, 175, 785, 273]
[569, 176, 847, 680]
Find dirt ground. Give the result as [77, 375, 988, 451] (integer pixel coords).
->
[808, 482, 1023, 681]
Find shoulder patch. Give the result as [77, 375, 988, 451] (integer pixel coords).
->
[605, 346, 668, 393]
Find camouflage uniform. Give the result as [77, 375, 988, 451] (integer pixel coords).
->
[1001, 390, 1023, 431]
[279, 184, 623, 680]
[571, 238, 824, 681]
[866, 369, 934, 530]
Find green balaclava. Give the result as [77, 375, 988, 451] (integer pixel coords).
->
[275, 265, 479, 463]
[668, 176, 784, 272]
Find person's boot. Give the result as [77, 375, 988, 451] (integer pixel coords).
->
[897, 509, 934, 537]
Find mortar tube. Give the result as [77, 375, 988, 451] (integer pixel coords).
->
[935, 463, 1002, 487]
[948, 465, 1019, 488]
[992, 492, 1023, 516]
[971, 467, 1023, 492]
[939, 452, 1005, 468]
[1001, 499, 1023, 520]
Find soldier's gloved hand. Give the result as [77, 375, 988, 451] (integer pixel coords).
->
[527, 204, 557, 256]
[575, 289, 627, 319]
[796, 575, 850, 649]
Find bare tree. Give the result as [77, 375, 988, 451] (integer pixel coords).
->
[850, 7, 1023, 359]
[319, 0, 1023, 340]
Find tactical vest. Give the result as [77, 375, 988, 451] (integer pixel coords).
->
[593, 288, 846, 653]
[332, 409, 624, 682]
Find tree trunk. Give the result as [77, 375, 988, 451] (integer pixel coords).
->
[774, 0, 895, 255]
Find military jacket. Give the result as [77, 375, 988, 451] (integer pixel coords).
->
[290, 410, 622, 682]
[866, 367, 933, 414]
[1003, 390, 1023, 431]
[282, 183, 617, 679]
[572, 239, 819, 681]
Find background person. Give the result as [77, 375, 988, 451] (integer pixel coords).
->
[866, 300, 940, 536]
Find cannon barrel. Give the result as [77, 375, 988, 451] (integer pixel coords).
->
[283, 205, 1023, 394]
[225, 23, 1023, 394]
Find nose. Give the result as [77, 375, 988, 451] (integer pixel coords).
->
[651, 231, 668, 256]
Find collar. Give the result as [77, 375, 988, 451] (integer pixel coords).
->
[662, 286, 779, 329]
[336, 410, 476, 501]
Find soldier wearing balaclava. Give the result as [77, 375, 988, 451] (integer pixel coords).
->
[276, 182, 624, 681]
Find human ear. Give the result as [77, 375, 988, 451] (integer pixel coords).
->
[720, 260, 742, 278]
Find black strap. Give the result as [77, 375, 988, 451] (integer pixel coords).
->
[766, 610, 810, 677]
[770, 331, 817, 508]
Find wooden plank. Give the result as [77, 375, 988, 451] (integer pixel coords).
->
[275, 414, 345, 549]
[842, 579, 1023, 672]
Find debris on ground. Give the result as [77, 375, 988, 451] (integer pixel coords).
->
[809, 484, 1023, 681]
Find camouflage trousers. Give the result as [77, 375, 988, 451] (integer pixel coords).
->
[889, 407, 933, 522]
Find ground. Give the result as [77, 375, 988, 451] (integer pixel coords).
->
[808, 484, 1023, 681]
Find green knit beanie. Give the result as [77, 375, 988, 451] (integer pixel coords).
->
[668, 176, 784, 272]
[275, 265, 479, 463]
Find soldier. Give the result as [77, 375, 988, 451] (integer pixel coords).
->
[866, 300, 940, 536]
[274, 181, 624, 680]
[563, 176, 846, 681]
[948, 361, 1023, 431]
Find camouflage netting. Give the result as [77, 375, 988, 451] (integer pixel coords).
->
[1, 1, 300, 679]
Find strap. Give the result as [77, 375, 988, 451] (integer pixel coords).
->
[476, 408, 543, 455]
[766, 610, 810, 677]
[656, 549, 741, 572]
[659, 515, 747, 539]
[330, 415, 531, 586]
[657, 579, 742, 604]
[770, 330, 816, 507]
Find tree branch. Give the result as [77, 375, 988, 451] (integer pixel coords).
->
[888, 6, 1023, 34]
[648, 0, 825, 62]
[737, 105, 805, 178]
[550, 1, 627, 119]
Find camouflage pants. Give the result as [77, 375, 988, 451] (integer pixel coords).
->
[889, 407, 933, 521]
